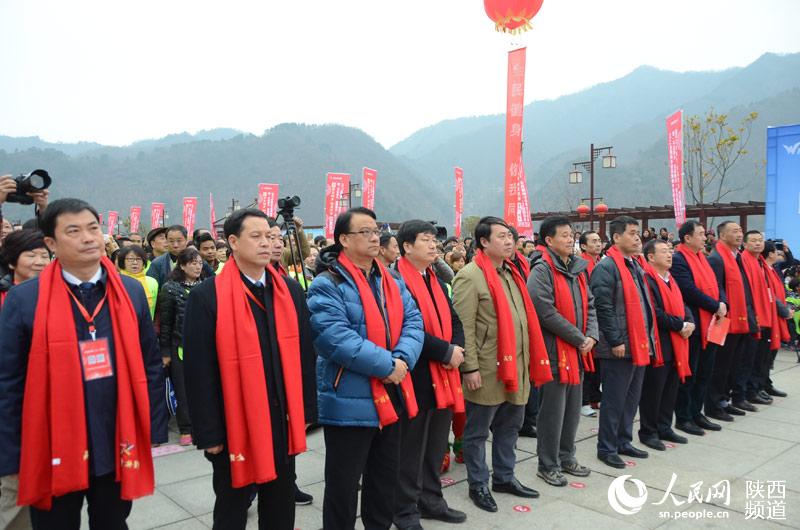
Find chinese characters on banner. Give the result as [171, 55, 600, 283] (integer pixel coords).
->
[515, 160, 533, 237]
[503, 47, 526, 227]
[151, 202, 165, 229]
[362, 167, 377, 211]
[107, 211, 118, 236]
[183, 197, 198, 235]
[324, 173, 350, 239]
[209, 193, 216, 235]
[666, 110, 686, 226]
[129, 206, 141, 234]
[258, 183, 279, 218]
[454, 167, 464, 237]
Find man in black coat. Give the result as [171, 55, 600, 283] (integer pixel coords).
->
[182, 209, 317, 530]
[393, 220, 467, 529]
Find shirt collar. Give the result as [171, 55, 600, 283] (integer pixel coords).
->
[243, 271, 267, 286]
[62, 266, 105, 287]
[659, 271, 670, 282]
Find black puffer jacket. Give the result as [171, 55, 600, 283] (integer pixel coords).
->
[157, 280, 200, 356]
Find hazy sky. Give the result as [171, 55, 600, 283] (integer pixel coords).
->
[1, 0, 798, 148]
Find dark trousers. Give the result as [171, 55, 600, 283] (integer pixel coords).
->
[537, 378, 582, 472]
[394, 408, 453, 528]
[639, 364, 679, 441]
[750, 335, 773, 394]
[675, 336, 717, 423]
[30, 473, 131, 530]
[597, 359, 645, 457]
[706, 333, 747, 413]
[732, 334, 758, 402]
[205, 450, 295, 530]
[323, 423, 400, 530]
[169, 349, 191, 434]
[522, 386, 539, 429]
[462, 401, 524, 489]
[582, 360, 602, 405]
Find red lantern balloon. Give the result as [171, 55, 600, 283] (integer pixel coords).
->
[484, 0, 545, 34]
[595, 202, 609, 217]
[576, 203, 590, 218]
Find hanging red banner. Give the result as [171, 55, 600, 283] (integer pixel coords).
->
[324, 173, 350, 239]
[503, 47, 526, 226]
[455, 167, 464, 237]
[151, 202, 165, 229]
[107, 211, 118, 236]
[515, 158, 533, 237]
[209, 193, 217, 236]
[129, 206, 141, 234]
[183, 197, 198, 235]
[666, 110, 686, 226]
[362, 167, 377, 211]
[258, 183, 279, 218]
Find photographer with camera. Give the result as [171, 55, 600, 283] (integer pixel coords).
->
[0, 173, 51, 246]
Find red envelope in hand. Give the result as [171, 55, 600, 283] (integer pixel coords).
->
[707, 316, 730, 346]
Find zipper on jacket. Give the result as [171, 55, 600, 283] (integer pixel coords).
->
[333, 366, 344, 391]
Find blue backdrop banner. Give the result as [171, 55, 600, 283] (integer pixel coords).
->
[765, 124, 800, 253]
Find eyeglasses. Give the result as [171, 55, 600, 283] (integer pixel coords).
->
[346, 229, 382, 238]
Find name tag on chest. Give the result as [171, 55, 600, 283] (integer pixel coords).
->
[80, 338, 114, 381]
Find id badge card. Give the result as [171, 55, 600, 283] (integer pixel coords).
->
[80, 338, 114, 381]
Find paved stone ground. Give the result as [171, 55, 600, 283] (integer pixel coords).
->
[104, 348, 800, 529]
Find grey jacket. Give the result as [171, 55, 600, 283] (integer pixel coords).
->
[589, 254, 658, 361]
[528, 248, 599, 377]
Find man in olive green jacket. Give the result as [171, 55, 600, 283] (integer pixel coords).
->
[452, 217, 540, 514]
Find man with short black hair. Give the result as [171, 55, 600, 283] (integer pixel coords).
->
[195, 232, 221, 274]
[183, 208, 317, 530]
[579, 231, 602, 276]
[0, 198, 167, 528]
[578, 230, 603, 417]
[591, 216, 657, 469]
[148, 225, 212, 286]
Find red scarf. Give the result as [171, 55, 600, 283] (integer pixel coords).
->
[337, 252, 419, 426]
[766, 264, 790, 350]
[540, 250, 593, 383]
[605, 246, 656, 366]
[215, 257, 306, 487]
[741, 251, 772, 329]
[0, 290, 6, 308]
[643, 266, 692, 382]
[675, 244, 720, 348]
[273, 262, 288, 277]
[580, 252, 598, 276]
[715, 241, 749, 334]
[19, 257, 153, 509]
[396, 257, 464, 412]
[472, 250, 552, 389]
[514, 250, 530, 278]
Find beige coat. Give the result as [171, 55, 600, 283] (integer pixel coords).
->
[452, 261, 530, 406]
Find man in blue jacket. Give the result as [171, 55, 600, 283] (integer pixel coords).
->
[0, 198, 167, 529]
[308, 207, 423, 530]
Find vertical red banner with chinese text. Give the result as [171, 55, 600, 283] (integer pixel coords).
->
[183, 197, 198, 235]
[324, 173, 350, 239]
[504, 47, 526, 227]
[455, 167, 464, 237]
[666, 110, 686, 226]
[362, 167, 377, 211]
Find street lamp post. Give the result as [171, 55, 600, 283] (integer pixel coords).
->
[568, 143, 616, 231]
[338, 182, 363, 209]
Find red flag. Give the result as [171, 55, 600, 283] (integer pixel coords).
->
[107, 211, 118, 236]
[666, 110, 686, 226]
[503, 47, 526, 227]
[209, 193, 216, 236]
[183, 197, 198, 234]
[150, 203, 165, 229]
[324, 173, 350, 239]
[129, 206, 141, 234]
[258, 183, 279, 218]
[362, 167, 377, 211]
[454, 167, 464, 238]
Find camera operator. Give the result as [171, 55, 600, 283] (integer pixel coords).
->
[0, 175, 50, 245]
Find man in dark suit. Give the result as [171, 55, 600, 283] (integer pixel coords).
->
[0, 198, 167, 529]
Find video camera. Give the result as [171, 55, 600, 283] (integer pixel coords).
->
[6, 169, 52, 205]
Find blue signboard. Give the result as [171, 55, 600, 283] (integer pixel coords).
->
[765, 124, 800, 252]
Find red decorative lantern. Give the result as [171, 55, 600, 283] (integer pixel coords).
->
[595, 202, 609, 217]
[576, 203, 590, 218]
[484, 0, 545, 34]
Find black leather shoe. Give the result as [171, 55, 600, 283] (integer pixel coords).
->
[659, 430, 688, 444]
[757, 390, 774, 403]
[640, 438, 666, 451]
[518, 425, 537, 438]
[492, 477, 540, 498]
[598, 453, 627, 469]
[694, 415, 722, 431]
[706, 410, 734, 422]
[676, 420, 705, 436]
[724, 405, 746, 416]
[765, 386, 788, 398]
[747, 394, 771, 405]
[733, 400, 758, 412]
[419, 507, 467, 524]
[619, 445, 649, 459]
[469, 487, 498, 512]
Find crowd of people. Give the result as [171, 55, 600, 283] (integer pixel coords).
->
[0, 175, 798, 530]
